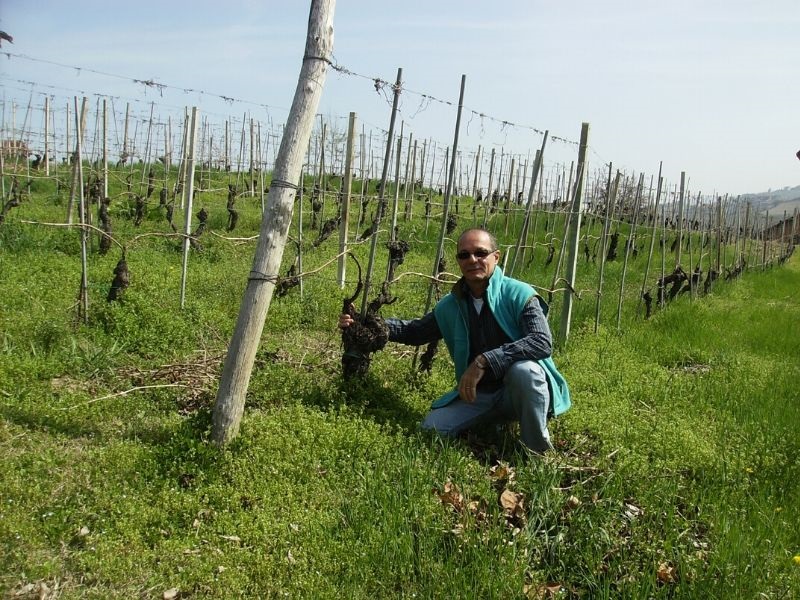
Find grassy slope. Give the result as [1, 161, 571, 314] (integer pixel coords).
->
[1, 170, 799, 598]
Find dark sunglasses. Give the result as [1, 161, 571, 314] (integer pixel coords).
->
[456, 248, 495, 261]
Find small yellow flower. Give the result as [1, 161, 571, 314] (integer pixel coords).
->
[745, 467, 753, 474]
[793, 555, 800, 566]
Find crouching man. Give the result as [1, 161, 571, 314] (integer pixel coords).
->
[339, 228, 570, 453]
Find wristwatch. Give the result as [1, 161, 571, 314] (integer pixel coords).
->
[474, 355, 488, 369]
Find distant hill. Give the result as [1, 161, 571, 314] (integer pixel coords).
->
[740, 185, 800, 217]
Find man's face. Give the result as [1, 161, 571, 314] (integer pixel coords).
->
[456, 230, 500, 285]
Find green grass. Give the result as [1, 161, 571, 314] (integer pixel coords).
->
[1, 164, 798, 598]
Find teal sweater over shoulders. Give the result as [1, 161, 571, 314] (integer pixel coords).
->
[431, 267, 571, 415]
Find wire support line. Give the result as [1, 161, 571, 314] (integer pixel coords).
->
[5, 50, 580, 148]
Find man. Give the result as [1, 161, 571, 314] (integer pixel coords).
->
[339, 228, 570, 453]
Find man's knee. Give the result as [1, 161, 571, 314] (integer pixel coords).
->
[420, 410, 459, 437]
[505, 360, 547, 388]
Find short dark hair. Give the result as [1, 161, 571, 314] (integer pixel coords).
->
[457, 228, 498, 252]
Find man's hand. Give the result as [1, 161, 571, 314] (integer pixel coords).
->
[339, 303, 355, 329]
[458, 356, 486, 403]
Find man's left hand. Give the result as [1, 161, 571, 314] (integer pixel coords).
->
[458, 358, 486, 403]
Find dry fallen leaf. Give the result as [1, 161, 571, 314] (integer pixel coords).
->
[565, 495, 581, 510]
[163, 588, 179, 600]
[436, 481, 465, 512]
[500, 489, 525, 516]
[524, 582, 562, 599]
[623, 502, 643, 520]
[219, 535, 241, 544]
[77, 526, 90, 537]
[490, 462, 515, 483]
[657, 562, 677, 584]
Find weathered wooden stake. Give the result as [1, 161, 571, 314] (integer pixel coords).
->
[179, 107, 200, 309]
[73, 97, 90, 324]
[338, 111, 356, 289]
[557, 122, 589, 346]
[616, 173, 643, 329]
[360, 67, 402, 316]
[212, 0, 335, 445]
[594, 168, 619, 333]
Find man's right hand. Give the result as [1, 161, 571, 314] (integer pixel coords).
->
[338, 313, 354, 329]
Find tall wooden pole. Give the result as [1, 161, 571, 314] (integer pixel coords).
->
[338, 111, 356, 289]
[66, 99, 88, 225]
[102, 99, 108, 199]
[359, 67, 403, 316]
[481, 148, 496, 228]
[73, 97, 90, 324]
[389, 122, 404, 244]
[179, 107, 200, 309]
[557, 122, 589, 346]
[509, 132, 548, 276]
[44, 96, 50, 176]
[424, 74, 467, 315]
[212, 0, 336, 445]
[594, 168, 619, 334]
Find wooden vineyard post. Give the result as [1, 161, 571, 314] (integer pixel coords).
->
[715, 196, 722, 275]
[594, 168, 619, 334]
[121, 102, 129, 165]
[44, 96, 50, 176]
[212, 0, 336, 445]
[472, 144, 481, 201]
[66, 97, 88, 225]
[509, 132, 548, 276]
[638, 164, 662, 316]
[405, 138, 417, 221]
[359, 68, 402, 316]
[249, 117, 256, 197]
[74, 97, 90, 324]
[179, 107, 200, 310]
[503, 158, 515, 235]
[338, 111, 356, 289]
[389, 122, 404, 244]
[482, 148, 496, 228]
[616, 173, 644, 330]
[676, 171, 685, 267]
[102, 99, 108, 199]
[401, 132, 412, 221]
[424, 75, 466, 316]
[557, 122, 589, 347]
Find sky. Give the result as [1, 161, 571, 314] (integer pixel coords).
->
[1, 0, 799, 196]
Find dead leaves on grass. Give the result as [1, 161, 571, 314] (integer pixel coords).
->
[433, 462, 526, 534]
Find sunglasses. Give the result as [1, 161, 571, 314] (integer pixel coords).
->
[456, 248, 495, 261]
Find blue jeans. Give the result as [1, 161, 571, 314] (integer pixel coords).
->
[421, 360, 553, 452]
